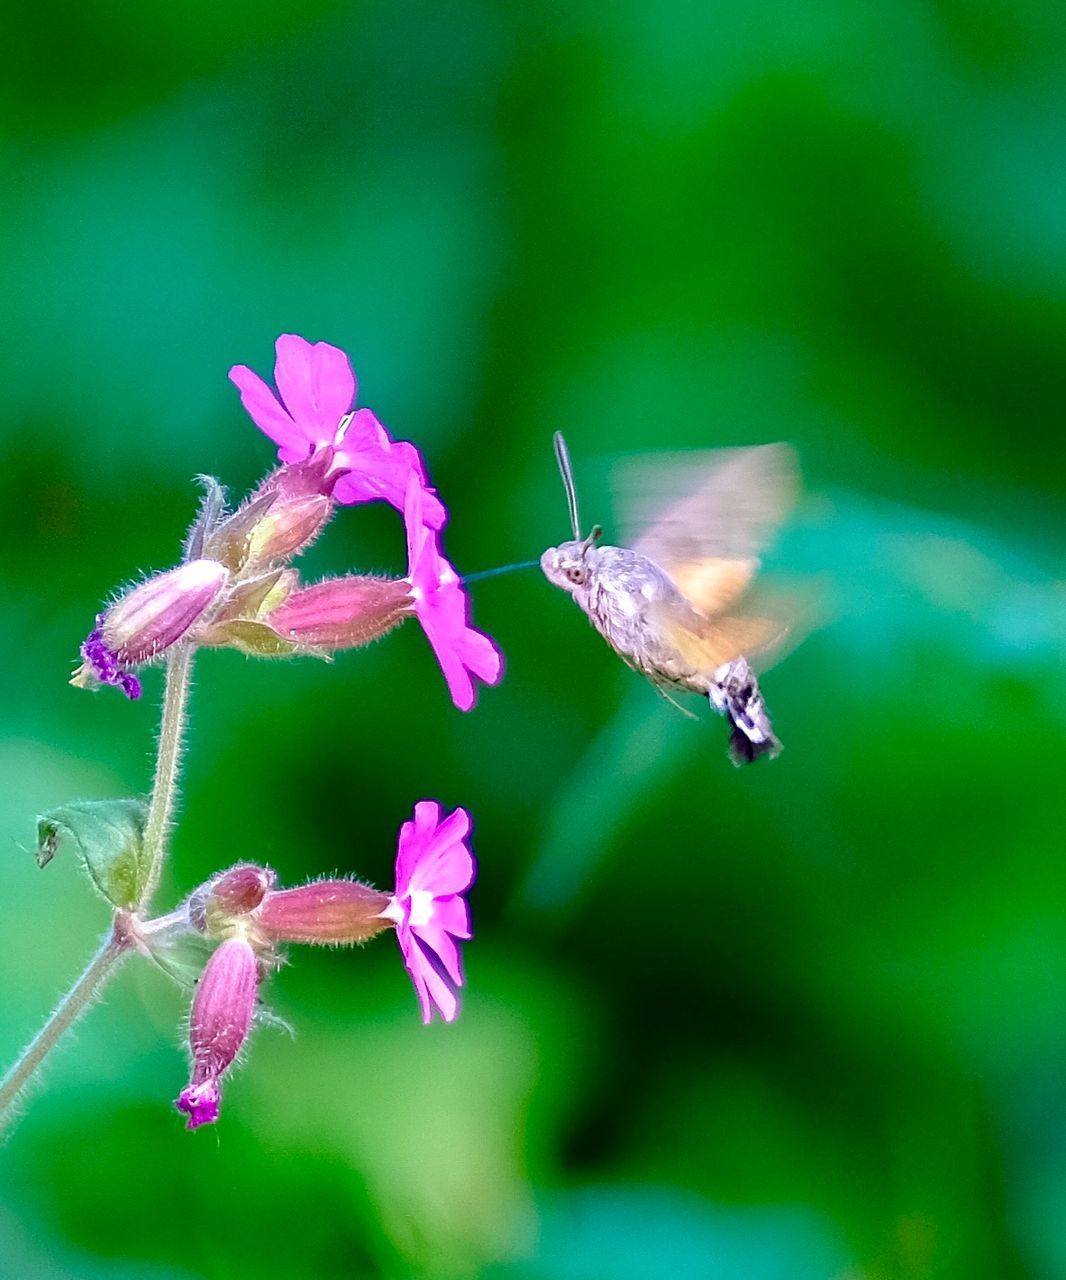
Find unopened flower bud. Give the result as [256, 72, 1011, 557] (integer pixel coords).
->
[103, 560, 229, 660]
[245, 495, 332, 566]
[257, 880, 391, 945]
[72, 560, 229, 698]
[175, 936, 259, 1131]
[266, 577, 412, 651]
[189, 863, 276, 936]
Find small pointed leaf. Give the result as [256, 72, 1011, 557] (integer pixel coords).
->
[183, 476, 228, 561]
[199, 619, 331, 660]
[204, 492, 278, 571]
[36, 798, 150, 910]
[212, 568, 297, 625]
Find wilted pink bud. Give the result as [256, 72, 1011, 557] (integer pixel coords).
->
[266, 576, 411, 650]
[189, 863, 276, 935]
[175, 936, 258, 1131]
[72, 560, 229, 699]
[257, 880, 391, 945]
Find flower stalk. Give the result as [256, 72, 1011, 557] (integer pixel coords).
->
[0, 642, 197, 1129]
[138, 643, 195, 913]
[0, 935, 128, 1133]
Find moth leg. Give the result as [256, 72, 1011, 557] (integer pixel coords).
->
[708, 657, 781, 765]
[649, 677, 699, 720]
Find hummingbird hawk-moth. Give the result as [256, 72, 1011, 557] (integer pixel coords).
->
[540, 433, 800, 764]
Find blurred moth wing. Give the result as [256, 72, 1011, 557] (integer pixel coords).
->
[651, 577, 815, 675]
[620, 443, 799, 568]
[616, 442, 802, 671]
[651, 597, 789, 673]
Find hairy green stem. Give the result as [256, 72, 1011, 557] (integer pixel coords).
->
[138, 643, 195, 912]
[0, 937, 127, 1133]
[0, 644, 196, 1134]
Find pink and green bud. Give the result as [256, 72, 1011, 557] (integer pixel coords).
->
[266, 576, 412, 651]
[257, 880, 391, 945]
[244, 494, 332, 565]
[204, 489, 332, 572]
[189, 863, 276, 936]
[176, 936, 259, 1131]
[72, 560, 229, 699]
[101, 560, 229, 660]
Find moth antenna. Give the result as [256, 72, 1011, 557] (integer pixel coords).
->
[553, 431, 582, 540]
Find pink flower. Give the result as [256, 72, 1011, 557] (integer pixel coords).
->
[404, 476, 502, 712]
[175, 936, 259, 1130]
[381, 802, 475, 1023]
[229, 334, 445, 528]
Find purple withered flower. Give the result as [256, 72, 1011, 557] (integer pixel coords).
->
[79, 629, 143, 700]
[228, 334, 445, 528]
[176, 936, 259, 1130]
[381, 801, 475, 1024]
[403, 476, 502, 712]
[72, 559, 229, 699]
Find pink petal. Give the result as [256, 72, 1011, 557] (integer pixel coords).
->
[394, 803, 473, 897]
[405, 476, 427, 569]
[396, 927, 433, 1021]
[397, 927, 459, 1023]
[414, 944, 460, 1023]
[402, 477, 502, 711]
[391, 439, 428, 483]
[421, 803, 471, 858]
[273, 334, 356, 438]
[433, 893, 472, 942]
[228, 364, 308, 460]
[418, 592, 502, 711]
[335, 415, 447, 529]
[425, 624, 477, 711]
[405, 812, 474, 898]
[394, 802, 437, 892]
[413, 798, 443, 833]
[458, 627, 503, 685]
[333, 451, 422, 511]
[414, 923, 464, 985]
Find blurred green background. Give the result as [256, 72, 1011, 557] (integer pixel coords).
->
[2, 1, 1065, 1276]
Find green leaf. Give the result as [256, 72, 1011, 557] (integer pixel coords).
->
[36, 798, 150, 910]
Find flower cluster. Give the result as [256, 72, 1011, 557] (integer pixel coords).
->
[175, 801, 474, 1130]
[65, 335, 495, 1131]
[72, 334, 502, 712]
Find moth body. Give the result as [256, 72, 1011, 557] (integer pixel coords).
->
[540, 433, 798, 765]
[542, 540, 706, 689]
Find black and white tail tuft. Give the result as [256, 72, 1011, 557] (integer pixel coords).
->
[709, 657, 782, 766]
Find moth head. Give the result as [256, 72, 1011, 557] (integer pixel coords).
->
[540, 528, 602, 596]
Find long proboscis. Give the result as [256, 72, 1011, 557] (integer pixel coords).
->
[463, 559, 541, 584]
[553, 430, 582, 539]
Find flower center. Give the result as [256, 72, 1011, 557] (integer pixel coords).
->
[407, 890, 435, 929]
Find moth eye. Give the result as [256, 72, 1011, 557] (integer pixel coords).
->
[565, 566, 586, 585]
